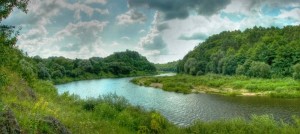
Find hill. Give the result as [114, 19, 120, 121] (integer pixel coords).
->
[31, 50, 156, 84]
[177, 25, 300, 79]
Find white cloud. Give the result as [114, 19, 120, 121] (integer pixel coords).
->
[55, 20, 108, 50]
[121, 36, 130, 40]
[138, 12, 168, 56]
[139, 29, 146, 33]
[18, 20, 110, 59]
[116, 9, 147, 25]
[278, 8, 300, 21]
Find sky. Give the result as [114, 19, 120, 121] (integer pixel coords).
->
[3, 0, 300, 63]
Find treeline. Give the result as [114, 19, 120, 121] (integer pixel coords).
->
[31, 50, 156, 83]
[178, 25, 300, 79]
[155, 61, 178, 72]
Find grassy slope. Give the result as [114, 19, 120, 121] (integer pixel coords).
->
[132, 74, 300, 98]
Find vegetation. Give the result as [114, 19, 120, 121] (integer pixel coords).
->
[177, 26, 300, 79]
[132, 74, 300, 97]
[1, 2, 300, 133]
[32, 50, 156, 84]
[155, 61, 178, 72]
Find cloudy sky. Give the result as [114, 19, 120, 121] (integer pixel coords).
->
[3, 0, 300, 63]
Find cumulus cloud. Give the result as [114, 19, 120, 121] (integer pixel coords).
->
[178, 33, 208, 40]
[128, 0, 231, 20]
[278, 8, 300, 21]
[55, 20, 108, 51]
[18, 20, 109, 59]
[138, 12, 168, 56]
[116, 9, 147, 25]
[14, 0, 109, 25]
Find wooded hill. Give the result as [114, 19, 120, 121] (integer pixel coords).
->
[178, 25, 300, 79]
[32, 50, 156, 83]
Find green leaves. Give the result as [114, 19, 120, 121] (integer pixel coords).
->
[0, 0, 29, 21]
[179, 25, 300, 78]
[292, 63, 300, 80]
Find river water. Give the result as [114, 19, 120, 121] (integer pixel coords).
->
[56, 74, 300, 126]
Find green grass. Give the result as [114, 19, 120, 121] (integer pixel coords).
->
[1, 68, 300, 133]
[132, 74, 300, 98]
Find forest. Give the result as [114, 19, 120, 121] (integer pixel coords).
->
[32, 50, 156, 84]
[155, 61, 178, 72]
[177, 26, 300, 79]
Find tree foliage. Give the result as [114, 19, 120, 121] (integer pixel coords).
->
[0, 0, 29, 21]
[31, 50, 156, 82]
[155, 61, 178, 72]
[178, 25, 300, 79]
[293, 63, 300, 80]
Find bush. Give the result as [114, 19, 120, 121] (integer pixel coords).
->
[293, 63, 300, 80]
[51, 70, 63, 79]
[0, 72, 8, 88]
[235, 65, 246, 75]
[82, 99, 97, 111]
[249, 61, 271, 78]
[19, 59, 35, 81]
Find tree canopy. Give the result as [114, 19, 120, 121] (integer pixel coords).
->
[178, 25, 300, 78]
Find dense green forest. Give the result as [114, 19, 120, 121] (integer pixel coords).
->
[178, 26, 300, 79]
[155, 61, 178, 72]
[32, 50, 156, 84]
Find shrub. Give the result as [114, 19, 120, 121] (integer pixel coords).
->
[19, 59, 35, 81]
[95, 103, 118, 119]
[82, 99, 97, 111]
[0, 72, 8, 88]
[235, 65, 246, 75]
[249, 61, 271, 78]
[292, 63, 300, 80]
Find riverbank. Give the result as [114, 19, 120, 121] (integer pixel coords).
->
[53, 72, 157, 84]
[3, 68, 298, 133]
[131, 74, 300, 98]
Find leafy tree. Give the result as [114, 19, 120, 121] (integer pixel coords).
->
[249, 61, 271, 78]
[292, 63, 300, 80]
[236, 65, 246, 75]
[222, 56, 238, 75]
[184, 58, 199, 75]
[37, 63, 51, 80]
[19, 59, 35, 81]
[51, 70, 63, 79]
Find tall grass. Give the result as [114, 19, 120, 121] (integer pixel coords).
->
[132, 74, 300, 98]
[1, 68, 300, 133]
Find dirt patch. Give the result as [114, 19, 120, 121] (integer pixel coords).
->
[192, 86, 267, 96]
[42, 116, 71, 134]
[0, 107, 22, 134]
[150, 83, 163, 88]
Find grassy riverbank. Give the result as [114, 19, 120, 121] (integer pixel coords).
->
[52, 71, 157, 84]
[132, 74, 300, 98]
[1, 68, 300, 133]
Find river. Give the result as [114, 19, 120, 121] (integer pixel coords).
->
[56, 74, 300, 126]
